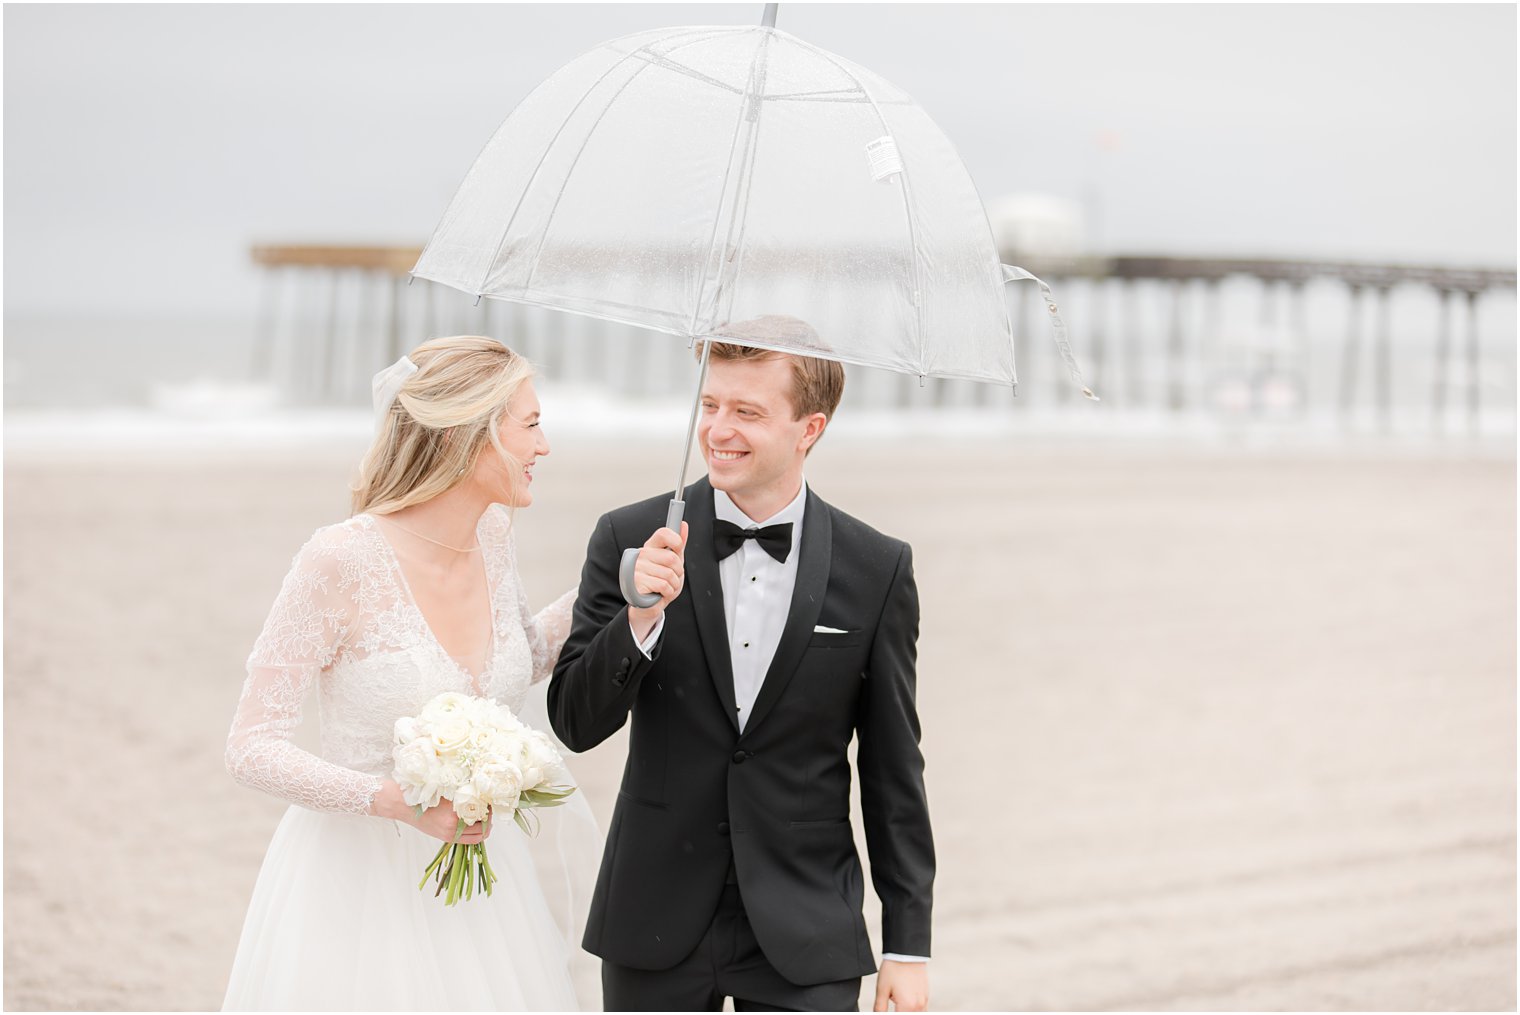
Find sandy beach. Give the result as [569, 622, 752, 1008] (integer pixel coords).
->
[3, 436, 1514, 1011]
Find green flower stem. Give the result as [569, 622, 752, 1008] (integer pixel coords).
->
[434, 845, 457, 899]
[419, 844, 449, 890]
[479, 845, 496, 897]
[451, 844, 467, 905]
[413, 822, 509, 905]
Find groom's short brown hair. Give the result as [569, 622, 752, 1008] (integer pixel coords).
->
[699, 315, 846, 421]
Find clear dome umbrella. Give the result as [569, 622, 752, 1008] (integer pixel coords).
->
[412, 5, 1096, 605]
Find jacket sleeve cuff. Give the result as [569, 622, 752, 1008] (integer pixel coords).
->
[629, 612, 665, 658]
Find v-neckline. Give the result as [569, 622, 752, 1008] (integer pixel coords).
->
[362, 513, 499, 694]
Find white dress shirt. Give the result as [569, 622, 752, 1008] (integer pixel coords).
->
[629, 482, 805, 729]
[713, 483, 807, 732]
[630, 481, 926, 964]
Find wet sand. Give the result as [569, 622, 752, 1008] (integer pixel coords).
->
[3, 437, 1514, 1010]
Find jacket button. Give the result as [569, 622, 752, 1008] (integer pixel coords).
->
[717, 821, 730, 836]
[732, 750, 747, 764]
[619, 657, 631, 668]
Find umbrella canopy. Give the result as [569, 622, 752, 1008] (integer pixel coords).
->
[412, 23, 1088, 391]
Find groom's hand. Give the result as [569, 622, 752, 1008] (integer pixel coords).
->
[874, 960, 928, 1012]
[628, 522, 688, 639]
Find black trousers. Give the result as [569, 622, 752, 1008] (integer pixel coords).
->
[601, 884, 861, 1012]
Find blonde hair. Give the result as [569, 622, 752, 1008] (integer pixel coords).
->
[351, 335, 535, 516]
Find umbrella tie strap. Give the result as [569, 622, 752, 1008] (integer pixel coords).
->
[1003, 264, 1099, 401]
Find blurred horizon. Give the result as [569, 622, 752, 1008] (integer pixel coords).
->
[2, 4, 1515, 428]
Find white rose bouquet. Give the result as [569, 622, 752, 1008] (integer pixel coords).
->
[392, 692, 575, 906]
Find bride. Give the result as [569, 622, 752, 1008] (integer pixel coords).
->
[223, 336, 588, 1010]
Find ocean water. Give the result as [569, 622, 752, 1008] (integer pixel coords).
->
[5, 273, 1516, 455]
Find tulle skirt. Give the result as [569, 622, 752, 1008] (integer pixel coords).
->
[222, 805, 581, 1011]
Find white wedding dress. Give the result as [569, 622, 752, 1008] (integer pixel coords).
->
[223, 506, 588, 1011]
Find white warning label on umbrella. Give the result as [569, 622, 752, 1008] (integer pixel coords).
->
[865, 136, 904, 182]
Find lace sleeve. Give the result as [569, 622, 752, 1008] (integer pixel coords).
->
[525, 585, 578, 685]
[225, 526, 385, 815]
[501, 517, 577, 686]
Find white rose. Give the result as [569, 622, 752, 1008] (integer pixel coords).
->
[483, 701, 523, 733]
[429, 716, 474, 757]
[473, 729, 509, 759]
[510, 747, 544, 790]
[393, 716, 423, 746]
[523, 730, 566, 789]
[490, 729, 528, 772]
[434, 761, 468, 796]
[419, 692, 472, 724]
[474, 757, 523, 813]
[467, 724, 502, 755]
[392, 740, 444, 810]
[452, 782, 490, 826]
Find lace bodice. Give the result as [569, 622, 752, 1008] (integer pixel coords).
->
[226, 505, 576, 815]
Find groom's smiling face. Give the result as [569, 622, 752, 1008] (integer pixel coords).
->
[698, 354, 825, 516]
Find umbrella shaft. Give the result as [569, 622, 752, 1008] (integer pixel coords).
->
[673, 339, 714, 503]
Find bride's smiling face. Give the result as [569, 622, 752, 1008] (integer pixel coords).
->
[474, 381, 549, 506]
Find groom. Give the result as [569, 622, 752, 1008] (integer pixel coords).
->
[549, 317, 934, 1012]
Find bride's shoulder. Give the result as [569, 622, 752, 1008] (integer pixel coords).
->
[285, 515, 377, 572]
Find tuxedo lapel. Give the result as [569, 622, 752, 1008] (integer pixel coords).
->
[681, 478, 742, 735]
[741, 487, 832, 738]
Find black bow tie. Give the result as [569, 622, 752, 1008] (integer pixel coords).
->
[713, 520, 794, 563]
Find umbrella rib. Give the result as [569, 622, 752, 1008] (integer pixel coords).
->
[518, 31, 732, 298]
[472, 289, 695, 337]
[786, 37, 930, 377]
[758, 86, 859, 100]
[687, 31, 772, 339]
[510, 288, 691, 321]
[469, 27, 729, 297]
[619, 46, 747, 98]
[707, 31, 776, 330]
[471, 50, 648, 296]
[764, 93, 913, 105]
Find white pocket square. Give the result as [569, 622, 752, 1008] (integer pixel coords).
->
[812, 625, 849, 634]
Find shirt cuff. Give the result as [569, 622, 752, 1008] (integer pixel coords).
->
[630, 613, 664, 658]
[881, 953, 929, 963]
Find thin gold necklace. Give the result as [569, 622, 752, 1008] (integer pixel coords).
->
[381, 517, 481, 553]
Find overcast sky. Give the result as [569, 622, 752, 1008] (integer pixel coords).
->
[4, 3, 1514, 318]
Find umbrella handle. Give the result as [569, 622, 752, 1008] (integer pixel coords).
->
[619, 499, 687, 609]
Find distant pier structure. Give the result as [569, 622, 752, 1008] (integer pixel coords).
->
[249, 244, 1516, 437]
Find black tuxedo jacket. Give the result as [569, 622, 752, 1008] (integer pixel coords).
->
[548, 477, 934, 986]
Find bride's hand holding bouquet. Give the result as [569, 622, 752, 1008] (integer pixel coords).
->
[370, 785, 494, 845]
[373, 691, 575, 905]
